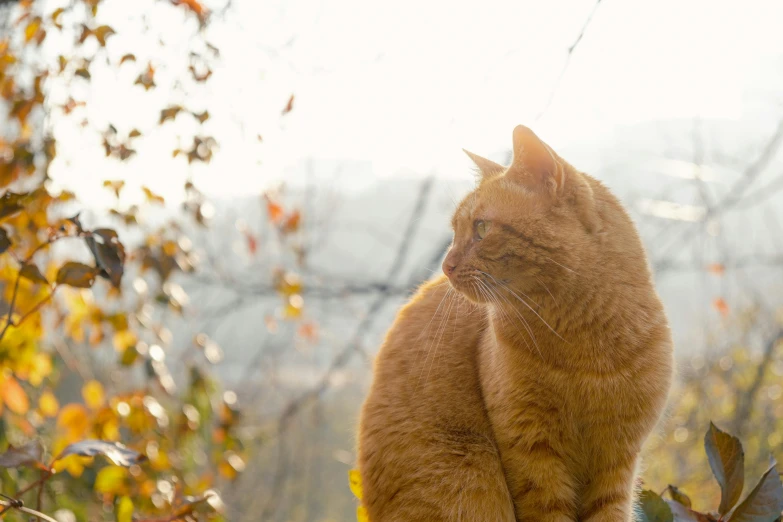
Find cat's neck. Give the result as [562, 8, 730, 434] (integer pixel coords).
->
[485, 276, 657, 371]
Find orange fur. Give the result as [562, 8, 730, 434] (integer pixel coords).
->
[358, 125, 673, 521]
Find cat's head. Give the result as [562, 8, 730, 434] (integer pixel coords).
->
[443, 125, 603, 303]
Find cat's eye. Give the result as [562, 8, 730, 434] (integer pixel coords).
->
[475, 220, 488, 240]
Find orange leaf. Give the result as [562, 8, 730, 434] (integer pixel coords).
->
[297, 322, 318, 342]
[266, 199, 283, 223]
[282, 210, 301, 234]
[1, 377, 29, 415]
[282, 94, 295, 115]
[714, 298, 729, 317]
[246, 233, 258, 255]
[173, 0, 205, 16]
[707, 263, 725, 276]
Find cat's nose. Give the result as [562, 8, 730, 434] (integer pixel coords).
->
[442, 259, 457, 277]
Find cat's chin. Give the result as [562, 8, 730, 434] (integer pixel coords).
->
[447, 279, 488, 305]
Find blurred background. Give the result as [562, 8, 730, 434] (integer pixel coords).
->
[1, 0, 783, 520]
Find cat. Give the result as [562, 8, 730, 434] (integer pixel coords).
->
[357, 276, 516, 521]
[446, 125, 673, 521]
[357, 124, 673, 522]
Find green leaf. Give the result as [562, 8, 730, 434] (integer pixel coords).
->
[0, 441, 44, 469]
[728, 461, 783, 522]
[666, 500, 715, 522]
[0, 227, 10, 254]
[56, 262, 98, 288]
[55, 440, 146, 467]
[20, 263, 48, 284]
[664, 485, 692, 508]
[638, 490, 673, 522]
[116, 496, 133, 522]
[705, 422, 745, 515]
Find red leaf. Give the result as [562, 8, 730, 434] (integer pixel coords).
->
[282, 94, 295, 115]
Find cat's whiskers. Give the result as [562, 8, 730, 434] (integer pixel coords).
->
[409, 286, 452, 390]
[534, 275, 558, 308]
[474, 275, 541, 360]
[543, 255, 581, 276]
[478, 269, 567, 344]
[417, 288, 457, 390]
[424, 290, 458, 386]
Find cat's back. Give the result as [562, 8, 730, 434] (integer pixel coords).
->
[357, 276, 514, 521]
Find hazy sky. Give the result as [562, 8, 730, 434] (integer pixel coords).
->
[49, 0, 783, 202]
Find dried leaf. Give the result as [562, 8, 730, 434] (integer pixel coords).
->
[86, 229, 125, 288]
[119, 54, 136, 65]
[0, 440, 43, 468]
[664, 485, 692, 508]
[0, 191, 26, 220]
[55, 440, 146, 467]
[56, 262, 97, 288]
[705, 422, 745, 515]
[282, 94, 295, 115]
[0, 227, 10, 254]
[20, 263, 48, 284]
[728, 461, 783, 522]
[159, 105, 182, 124]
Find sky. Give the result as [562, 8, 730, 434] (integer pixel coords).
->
[47, 0, 783, 202]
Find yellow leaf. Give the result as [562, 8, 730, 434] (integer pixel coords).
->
[357, 505, 369, 522]
[116, 496, 133, 522]
[2, 376, 30, 415]
[57, 403, 90, 439]
[82, 380, 105, 410]
[348, 469, 363, 500]
[95, 465, 128, 495]
[24, 17, 41, 43]
[51, 453, 92, 477]
[113, 330, 137, 352]
[39, 390, 59, 417]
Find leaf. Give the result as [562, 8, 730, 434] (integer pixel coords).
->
[0, 227, 10, 254]
[638, 490, 674, 522]
[56, 262, 97, 288]
[51, 7, 65, 28]
[0, 440, 43, 468]
[75, 67, 91, 80]
[86, 229, 126, 288]
[38, 390, 59, 417]
[20, 263, 48, 284]
[141, 186, 165, 205]
[55, 440, 146, 467]
[664, 485, 692, 508]
[348, 469, 363, 500]
[282, 94, 295, 115]
[193, 110, 210, 123]
[666, 500, 715, 522]
[266, 199, 283, 223]
[82, 380, 105, 410]
[707, 263, 725, 275]
[0, 191, 25, 220]
[95, 465, 128, 495]
[174, 0, 206, 17]
[119, 53, 136, 65]
[714, 298, 729, 318]
[116, 496, 133, 522]
[58, 404, 90, 438]
[1, 377, 30, 415]
[24, 17, 42, 43]
[728, 462, 783, 522]
[159, 105, 182, 124]
[128, 129, 141, 138]
[705, 422, 745, 515]
[93, 25, 115, 46]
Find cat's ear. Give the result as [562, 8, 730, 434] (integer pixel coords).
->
[463, 149, 506, 179]
[509, 125, 565, 196]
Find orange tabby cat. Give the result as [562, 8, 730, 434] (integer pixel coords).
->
[448, 126, 673, 521]
[358, 125, 672, 522]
